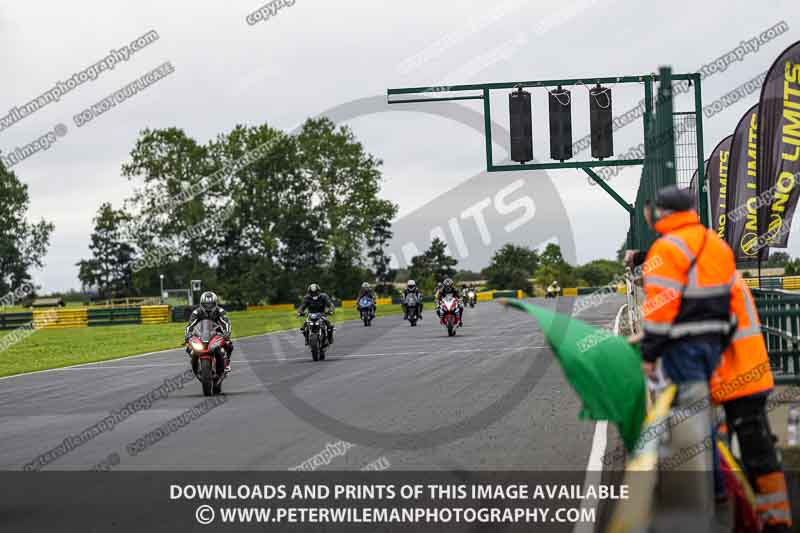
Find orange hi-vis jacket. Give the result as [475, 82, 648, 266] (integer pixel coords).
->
[710, 273, 774, 405]
[641, 210, 736, 362]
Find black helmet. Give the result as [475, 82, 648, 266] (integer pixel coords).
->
[200, 291, 218, 313]
[443, 278, 453, 288]
[308, 283, 320, 298]
[655, 185, 695, 212]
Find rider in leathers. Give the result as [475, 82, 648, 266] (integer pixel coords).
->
[356, 282, 376, 318]
[185, 291, 233, 373]
[297, 284, 336, 344]
[401, 279, 423, 320]
[436, 278, 464, 326]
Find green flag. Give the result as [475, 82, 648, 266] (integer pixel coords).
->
[502, 298, 646, 452]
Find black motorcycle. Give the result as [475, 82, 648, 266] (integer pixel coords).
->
[300, 311, 331, 361]
[404, 293, 420, 327]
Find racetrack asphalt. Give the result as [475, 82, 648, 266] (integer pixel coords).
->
[0, 296, 627, 473]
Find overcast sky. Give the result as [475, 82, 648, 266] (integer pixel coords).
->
[1, 0, 798, 292]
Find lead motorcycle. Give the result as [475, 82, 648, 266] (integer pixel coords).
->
[404, 292, 420, 327]
[300, 311, 331, 361]
[358, 295, 375, 327]
[438, 294, 462, 337]
[186, 319, 227, 396]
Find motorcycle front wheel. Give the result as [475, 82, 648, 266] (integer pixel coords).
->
[310, 333, 320, 361]
[199, 358, 213, 397]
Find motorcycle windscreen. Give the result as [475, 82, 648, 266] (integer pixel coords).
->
[193, 319, 218, 343]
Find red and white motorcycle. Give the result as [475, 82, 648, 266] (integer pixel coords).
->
[438, 294, 462, 337]
[186, 319, 228, 396]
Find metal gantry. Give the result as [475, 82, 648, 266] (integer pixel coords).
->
[388, 68, 708, 249]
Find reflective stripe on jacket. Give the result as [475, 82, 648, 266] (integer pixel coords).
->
[710, 274, 774, 404]
[640, 210, 736, 362]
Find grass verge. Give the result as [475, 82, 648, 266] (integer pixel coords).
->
[0, 305, 403, 378]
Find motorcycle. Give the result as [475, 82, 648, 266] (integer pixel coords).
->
[438, 294, 462, 337]
[300, 311, 331, 361]
[358, 296, 375, 327]
[186, 319, 227, 396]
[467, 289, 477, 308]
[404, 292, 420, 327]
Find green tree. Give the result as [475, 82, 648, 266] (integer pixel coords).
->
[766, 251, 791, 268]
[76, 203, 136, 298]
[121, 127, 217, 289]
[483, 244, 538, 289]
[425, 237, 457, 282]
[0, 163, 54, 295]
[117, 119, 397, 305]
[574, 259, 624, 286]
[210, 124, 313, 304]
[536, 243, 576, 286]
[295, 118, 397, 296]
[367, 217, 397, 295]
[783, 261, 800, 276]
[454, 270, 483, 283]
[408, 253, 436, 294]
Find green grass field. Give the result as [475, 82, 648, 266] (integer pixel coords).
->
[0, 305, 402, 378]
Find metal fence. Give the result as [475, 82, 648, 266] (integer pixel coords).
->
[753, 288, 800, 385]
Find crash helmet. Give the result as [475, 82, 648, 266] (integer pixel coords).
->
[200, 291, 218, 313]
[361, 282, 370, 289]
[443, 278, 454, 288]
[407, 280, 416, 289]
[308, 283, 321, 299]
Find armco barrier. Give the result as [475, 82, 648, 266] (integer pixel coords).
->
[491, 290, 516, 298]
[556, 285, 628, 296]
[247, 303, 296, 312]
[783, 276, 800, 290]
[0, 312, 33, 331]
[341, 298, 393, 308]
[140, 305, 170, 325]
[88, 307, 140, 327]
[35, 308, 87, 330]
[172, 306, 192, 323]
[476, 291, 495, 302]
[743, 276, 794, 290]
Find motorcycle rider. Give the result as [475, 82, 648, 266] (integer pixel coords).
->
[433, 281, 444, 301]
[297, 283, 336, 345]
[436, 278, 464, 326]
[356, 282, 376, 318]
[401, 279, 423, 320]
[184, 291, 233, 374]
[547, 280, 561, 297]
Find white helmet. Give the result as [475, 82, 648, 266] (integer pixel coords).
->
[407, 280, 416, 289]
